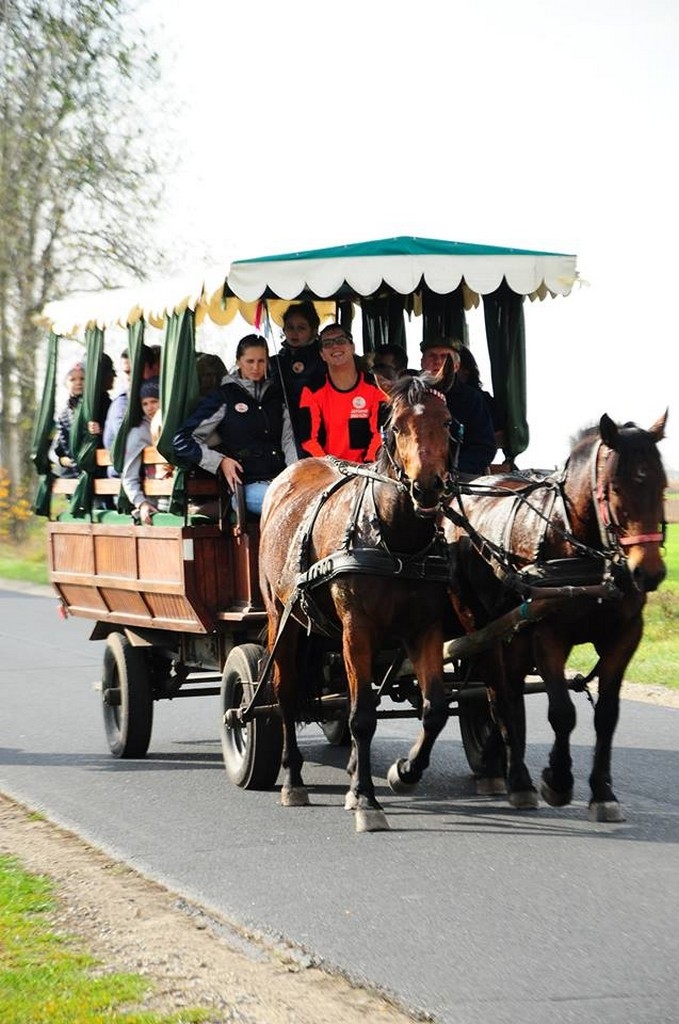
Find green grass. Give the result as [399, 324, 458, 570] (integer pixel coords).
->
[567, 523, 679, 687]
[0, 855, 210, 1024]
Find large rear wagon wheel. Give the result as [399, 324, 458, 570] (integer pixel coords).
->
[102, 632, 153, 758]
[220, 644, 282, 790]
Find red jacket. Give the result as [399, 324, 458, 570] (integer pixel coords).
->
[300, 372, 386, 463]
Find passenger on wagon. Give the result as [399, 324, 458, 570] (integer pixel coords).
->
[49, 361, 85, 477]
[121, 378, 166, 526]
[454, 343, 505, 453]
[103, 344, 161, 477]
[299, 323, 387, 464]
[420, 338, 497, 475]
[269, 301, 326, 457]
[371, 343, 410, 380]
[172, 334, 297, 516]
[195, 351, 228, 397]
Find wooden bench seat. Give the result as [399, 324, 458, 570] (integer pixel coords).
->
[51, 448, 220, 501]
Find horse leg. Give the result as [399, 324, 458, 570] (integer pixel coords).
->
[341, 622, 388, 833]
[535, 637, 576, 807]
[271, 618, 309, 807]
[387, 626, 449, 794]
[486, 643, 538, 809]
[588, 620, 641, 822]
[588, 677, 625, 822]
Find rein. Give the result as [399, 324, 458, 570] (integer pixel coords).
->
[442, 472, 625, 598]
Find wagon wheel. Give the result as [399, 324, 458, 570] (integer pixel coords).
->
[101, 632, 153, 759]
[458, 693, 506, 779]
[220, 643, 283, 790]
[321, 717, 351, 746]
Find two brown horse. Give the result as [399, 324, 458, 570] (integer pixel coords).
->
[444, 412, 668, 822]
[258, 362, 458, 832]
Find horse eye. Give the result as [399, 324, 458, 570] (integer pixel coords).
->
[392, 425, 401, 435]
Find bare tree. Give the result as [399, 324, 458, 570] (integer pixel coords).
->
[0, 0, 166, 489]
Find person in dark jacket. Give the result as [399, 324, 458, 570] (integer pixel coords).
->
[269, 301, 326, 457]
[455, 342, 505, 452]
[173, 334, 298, 515]
[420, 338, 497, 475]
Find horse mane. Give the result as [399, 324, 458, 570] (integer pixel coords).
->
[569, 421, 602, 450]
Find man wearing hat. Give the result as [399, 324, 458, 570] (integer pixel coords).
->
[420, 338, 497, 475]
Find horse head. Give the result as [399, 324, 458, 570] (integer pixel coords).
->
[597, 410, 668, 592]
[378, 359, 456, 517]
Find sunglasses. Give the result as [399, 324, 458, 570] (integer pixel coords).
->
[321, 336, 351, 348]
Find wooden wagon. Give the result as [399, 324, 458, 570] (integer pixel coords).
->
[33, 235, 581, 783]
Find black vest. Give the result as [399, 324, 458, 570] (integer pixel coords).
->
[214, 380, 286, 483]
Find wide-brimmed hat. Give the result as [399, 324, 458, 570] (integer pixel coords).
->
[419, 336, 459, 353]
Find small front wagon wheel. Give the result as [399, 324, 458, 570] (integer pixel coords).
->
[101, 632, 153, 758]
[220, 644, 282, 790]
[459, 694, 506, 779]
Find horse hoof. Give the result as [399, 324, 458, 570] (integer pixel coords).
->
[344, 790, 358, 811]
[280, 786, 309, 807]
[589, 800, 626, 823]
[508, 789, 539, 810]
[387, 760, 417, 795]
[475, 776, 506, 796]
[539, 780, 573, 808]
[355, 808, 390, 833]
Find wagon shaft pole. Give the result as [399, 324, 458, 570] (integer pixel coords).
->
[442, 584, 615, 663]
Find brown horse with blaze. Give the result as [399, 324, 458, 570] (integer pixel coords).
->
[258, 359, 459, 832]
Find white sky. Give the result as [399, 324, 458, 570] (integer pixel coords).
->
[131, 0, 678, 471]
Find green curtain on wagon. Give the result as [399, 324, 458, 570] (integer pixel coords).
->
[30, 331, 59, 518]
[68, 327, 105, 517]
[154, 308, 200, 515]
[111, 319, 146, 474]
[421, 286, 468, 347]
[483, 282, 529, 461]
[361, 295, 408, 353]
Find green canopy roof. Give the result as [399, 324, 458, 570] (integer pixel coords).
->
[225, 235, 578, 305]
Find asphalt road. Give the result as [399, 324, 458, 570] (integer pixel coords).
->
[1, 584, 679, 1024]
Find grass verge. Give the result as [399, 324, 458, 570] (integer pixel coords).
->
[0, 854, 210, 1024]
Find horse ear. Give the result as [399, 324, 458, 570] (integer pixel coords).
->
[599, 413, 619, 448]
[375, 373, 396, 398]
[648, 409, 668, 442]
[373, 368, 397, 394]
[434, 354, 456, 393]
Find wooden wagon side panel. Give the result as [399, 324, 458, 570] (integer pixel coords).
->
[46, 521, 252, 633]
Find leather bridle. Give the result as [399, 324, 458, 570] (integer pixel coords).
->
[593, 443, 665, 551]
